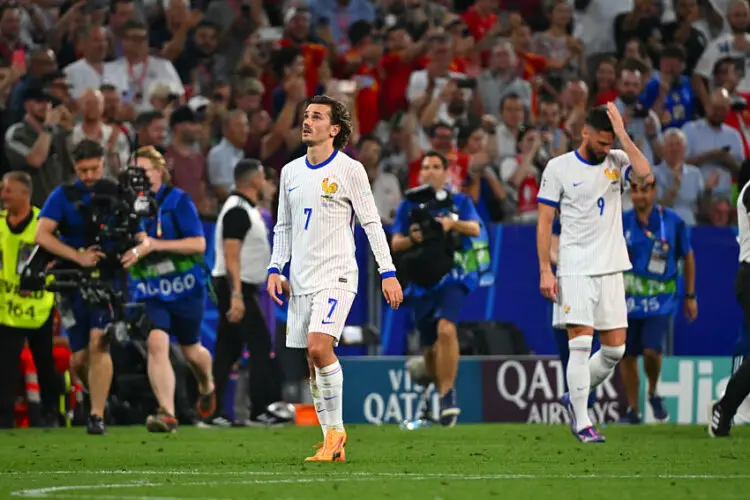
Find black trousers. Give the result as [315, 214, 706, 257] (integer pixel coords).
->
[0, 316, 60, 428]
[212, 278, 280, 420]
[722, 263, 750, 417]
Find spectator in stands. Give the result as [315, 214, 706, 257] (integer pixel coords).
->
[106, 0, 137, 61]
[0, 4, 27, 68]
[344, 21, 383, 136]
[5, 84, 72, 207]
[311, 0, 376, 55]
[654, 128, 715, 226]
[278, 7, 328, 98]
[103, 19, 184, 112]
[613, 0, 663, 62]
[134, 111, 168, 151]
[497, 125, 544, 222]
[208, 109, 249, 203]
[8, 47, 57, 124]
[641, 44, 696, 130]
[70, 89, 130, 177]
[532, 0, 586, 89]
[63, 25, 108, 100]
[589, 56, 619, 107]
[536, 98, 569, 158]
[693, 0, 750, 113]
[706, 195, 733, 226]
[358, 135, 401, 224]
[660, 0, 707, 76]
[613, 65, 663, 167]
[714, 56, 750, 159]
[477, 40, 532, 117]
[379, 24, 426, 120]
[495, 93, 525, 159]
[166, 106, 211, 214]
[683, 88, 745, 197]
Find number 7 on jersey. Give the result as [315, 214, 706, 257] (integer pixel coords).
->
[303, 207, 312, 230]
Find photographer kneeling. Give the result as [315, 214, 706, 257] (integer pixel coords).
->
[120, 146, 215, 433]
[34, 140, 112, 435]
[391, 151, 483, 428]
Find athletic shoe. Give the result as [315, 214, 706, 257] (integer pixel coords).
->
[86, 414, 106, 435]
[146, 409, 178, 433]
[708, 401, 731, 438]
[438, 388, 460, 427]
[575, 426, 606, 443]
[196, 390, 216, 420]
[561, 392, 577, 437]
[617, 407, 642, 425]
[244, 412, 289, 428]
[310, 441, 346, 462]
[305, 429, 347, 462]
[649, 394, 669, 423]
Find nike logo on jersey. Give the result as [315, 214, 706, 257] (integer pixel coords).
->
[322, 320, 335, 325]
[288, 186, 299, 193]
[573, 182, 584, 187]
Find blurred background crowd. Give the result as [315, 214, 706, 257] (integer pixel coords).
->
[2, 0, 749, 426]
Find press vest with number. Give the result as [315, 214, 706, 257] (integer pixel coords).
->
[129, 187, 205, 302]
[0, 207, 55, 328]
[623, 206, 680, 319]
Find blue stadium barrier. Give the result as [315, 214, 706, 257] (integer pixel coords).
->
[198, 222, 743, 357]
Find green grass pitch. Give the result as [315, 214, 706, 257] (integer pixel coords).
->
[1, 424, 749, 499]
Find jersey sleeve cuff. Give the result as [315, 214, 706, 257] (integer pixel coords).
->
[623, 165, 633, 181]
[381, 270, 396, 279]
[537, 197, 559, 208]
[267, 267, 280, 276]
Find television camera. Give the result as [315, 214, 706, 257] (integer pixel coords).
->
[19, 164, 158, 343]
[397, 184, 460, 288]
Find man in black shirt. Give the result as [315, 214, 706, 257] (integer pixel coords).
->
[209, 159, 283, 426]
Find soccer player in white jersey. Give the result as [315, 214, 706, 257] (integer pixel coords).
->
[536, 103, 652, 443]
[709, 176, 750, 437]
[266, 95, 403, 462]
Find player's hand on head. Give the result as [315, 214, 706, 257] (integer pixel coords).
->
[382, 276, 403, 310]
[605, 101, 627, 138]
[539, 269, 558, 301]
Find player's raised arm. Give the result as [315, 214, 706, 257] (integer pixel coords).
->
[606, 102, 652, 183]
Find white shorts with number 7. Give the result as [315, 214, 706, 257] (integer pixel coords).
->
[286, 288, 356, 349]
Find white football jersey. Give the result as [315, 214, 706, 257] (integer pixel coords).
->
[737, 180, 750, 264]
[269, 150, 396, 295]
[538, 149, 633, 277]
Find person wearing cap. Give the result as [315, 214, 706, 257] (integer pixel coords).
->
[165, 105, 211, 214]
[4, 83, 72, 207]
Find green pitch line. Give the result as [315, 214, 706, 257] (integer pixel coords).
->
[0, 424, 748, 499]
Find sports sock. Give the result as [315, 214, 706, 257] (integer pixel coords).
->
[720, 356, 750, 418]
[589, 344, 625, 388]
[567, 336, 593, 432]
[316, 361, 344, 432]
[309, 379, 327, 439]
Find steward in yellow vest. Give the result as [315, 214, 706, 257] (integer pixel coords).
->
[0, 204, 55, 328]
[0, 172, 59, 428]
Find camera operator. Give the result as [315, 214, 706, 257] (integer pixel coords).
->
[391, 151, 483, 428]
[120, 146, 215, 433]
[0, 172, 58, 428]
[34, 139, 112, 435]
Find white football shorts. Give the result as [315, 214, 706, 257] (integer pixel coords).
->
[286, 288, 356, 349]
[552, 272, 628, 331]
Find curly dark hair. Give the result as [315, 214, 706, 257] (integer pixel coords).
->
[306, 95, 353, 150]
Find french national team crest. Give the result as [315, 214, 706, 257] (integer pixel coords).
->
[604, 166, 620, 183]
[321, 177, 339, 203]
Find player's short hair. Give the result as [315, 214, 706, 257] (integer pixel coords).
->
[2, 171, 32, 194]
[423, 150, 448, 170]
[585, 106, 614, 133]
[234, 159, 263, 185]
[307, 95, 353, 150]
[73, 139, 105, 163]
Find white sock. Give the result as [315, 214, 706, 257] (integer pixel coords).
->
[309, 379, 328, 439]
[316, 361, 344, 432]
[589, 344, 626, 388]
[567, 336, 593, 432]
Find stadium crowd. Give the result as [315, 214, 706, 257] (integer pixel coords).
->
[0, 0, 748, 427]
